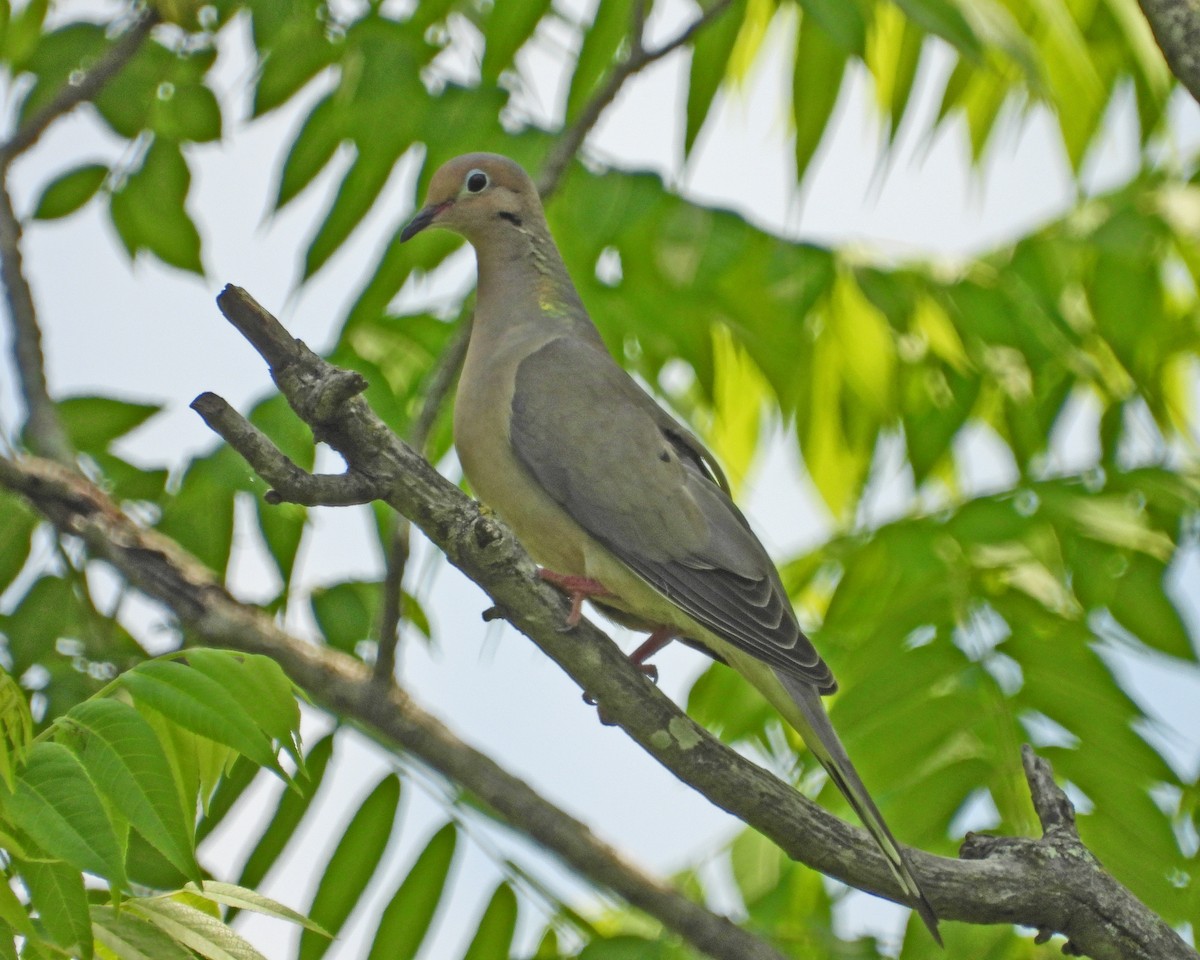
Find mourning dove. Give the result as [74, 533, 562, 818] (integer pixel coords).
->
[401, 153, 939, 939]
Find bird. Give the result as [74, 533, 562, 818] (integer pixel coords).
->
[401, 152, 940, 940]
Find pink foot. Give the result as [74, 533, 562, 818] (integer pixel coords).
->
[537, 569, 613, 627]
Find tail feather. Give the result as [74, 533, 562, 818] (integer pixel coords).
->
[777, 671, 941, 945]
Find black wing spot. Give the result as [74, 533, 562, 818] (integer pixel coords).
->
[658, 450, 670, 463]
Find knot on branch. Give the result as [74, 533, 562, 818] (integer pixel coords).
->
[472, 514, 505, 549]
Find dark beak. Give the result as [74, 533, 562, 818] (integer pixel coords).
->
[400, 200, 451, 241]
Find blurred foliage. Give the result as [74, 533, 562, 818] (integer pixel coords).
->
[0, 0, 1197, 958]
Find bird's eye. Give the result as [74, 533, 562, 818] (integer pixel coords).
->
[466, 170, 488, 193]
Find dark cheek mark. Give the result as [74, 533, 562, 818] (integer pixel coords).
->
[497, 211, 523, 226]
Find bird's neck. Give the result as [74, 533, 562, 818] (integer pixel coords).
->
[473, 219, 586, 325]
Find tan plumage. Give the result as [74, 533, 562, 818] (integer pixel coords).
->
[401, 153, 939, 940]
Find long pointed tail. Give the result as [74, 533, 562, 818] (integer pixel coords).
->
[776, 671, 941, 944]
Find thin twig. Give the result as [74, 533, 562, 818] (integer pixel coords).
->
[373, 312, 473, 682]
[1, 5, 159, 466]
[0, 7, 160, 167]
[537, 0, 736, 198]
[0, 178, 72, 463]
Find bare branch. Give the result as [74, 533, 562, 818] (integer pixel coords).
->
[190, 392, 381, 506]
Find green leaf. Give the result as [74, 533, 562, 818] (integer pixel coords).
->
[481, 0, 552, 81]
[0, 672, 32, 792]
[892, 0, 982, 60]
[792, 12, 846, 185]
[0, 490, 36, 597]
[196, 756, 259, 842]
[0, 868, 34, 938]
[64, 698, 202, 884]
[4, 742, 126, 888]
[310, 580, 381, 655]
[156, 450, 243, 577]
[182, 650, 302, 767]
[461, 882, 518, 960]
[298, 774, 400, 960]
[365, 822, 457, 960]
[274, 93, 345, 209]
[21, 858, 91, 960]
[91, 905, 196, 960]
[31, 164, 107, 220]
[302, 142, 404, 280]
[153, 82, 223, 143]
[234, 735, 332, 902]
[799, 0, 867, 55]
[4, 0, 49, 69]
[684, 0, 743, 154]
[119, 660, 282, 776]
[109, 138, 203, 275]
[565, 0, 633, 121]
[55, 396, 161, 454]
[129, 896, 268, 960]
[183, 882, 327, 935]
[253, 13, 338, 117]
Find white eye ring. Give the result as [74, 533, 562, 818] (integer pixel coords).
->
[465, 169, 489, 193]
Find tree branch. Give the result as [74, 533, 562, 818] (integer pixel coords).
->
[537, 0, 736, 198]
[0, 453, 788, 960]
[1137, 0, 1200, 104]
[182, 285, 1192, 960]
[0, 7, 160, 167]
[0, 178, 71, 463]
[0, 5, 159, 465]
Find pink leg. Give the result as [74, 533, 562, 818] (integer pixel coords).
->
[627, 625, 676, 684]
[537, 569, 613, 627]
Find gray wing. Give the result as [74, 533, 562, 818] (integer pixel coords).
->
[510, 335, 836, 693]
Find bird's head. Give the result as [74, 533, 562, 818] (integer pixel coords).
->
[400, 153, 540, 244]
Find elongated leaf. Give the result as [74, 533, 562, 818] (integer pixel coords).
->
[130, 897, 267, 960]
[21, 858, 91, 960]
[119, 660, 281, 775]
[5, 742, 125, 888]
[0, 874, 33, 938]
[792, 12, 847, 185]
[565, 0, 632, 121]
[65, 699, 201, 884]
[182, 882, 327, 935]
[685, 0, 744, 154]
[799, 0, 867, 55]
[91, 905, 196, 960]
[481, 0, 552, 82]
[0, 669, 32, 792]
[366, 822, 457, 960]
[32, 164, 107, 220]
[298, 775, 401, 960]
[181, 650, 302, 766]
[195, 757, 259, 843]
[893, 0, 982, 59]
[275, 94, 345, 210]
[461, 882, 518, 960]
[235, 736, 333, 899]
